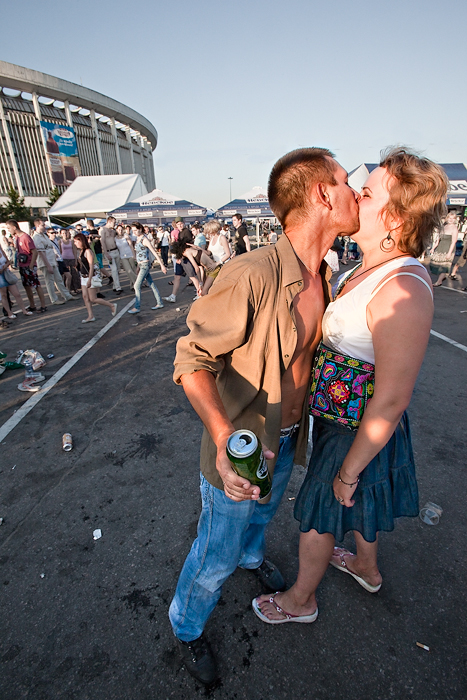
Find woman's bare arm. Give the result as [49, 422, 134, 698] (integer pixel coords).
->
[334, 273, 433, 506]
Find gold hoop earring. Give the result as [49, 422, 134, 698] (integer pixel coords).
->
[380, 231, 396, 252]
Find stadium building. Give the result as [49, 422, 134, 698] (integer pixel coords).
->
[0, 60, 157, 214]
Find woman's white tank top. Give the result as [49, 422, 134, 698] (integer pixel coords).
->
[322, 257, 432, 364]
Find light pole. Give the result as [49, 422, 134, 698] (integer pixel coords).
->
[228, 177, 233, 201]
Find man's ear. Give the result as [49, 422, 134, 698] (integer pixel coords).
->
[317, 183, 332, 210]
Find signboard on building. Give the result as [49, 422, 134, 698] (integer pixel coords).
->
[40, 121, 81, 187]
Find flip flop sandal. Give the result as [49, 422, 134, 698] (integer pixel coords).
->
[252, 594, 318, 625]
[329, 547, 381, 593]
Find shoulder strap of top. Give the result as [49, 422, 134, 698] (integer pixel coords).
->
[369, 272, 433, 301]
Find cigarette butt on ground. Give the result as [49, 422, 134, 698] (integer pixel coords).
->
[416, 642, 430, 651]
[288, 497, 295, 501]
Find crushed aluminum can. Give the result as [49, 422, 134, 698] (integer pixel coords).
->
[62, 433, 73, 452]
[93, 529, 102, 540]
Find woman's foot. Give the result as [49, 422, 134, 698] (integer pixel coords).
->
[22, 310, 33, 316]
[433, 281, 443, 287]
[8, 314, 16, 319]
[253, 591, 317, 623]
[127, 308, 139, 314]
[81, 317, 96, 324]
[329, 547, 382, 592]
[111, 303, 118, 317]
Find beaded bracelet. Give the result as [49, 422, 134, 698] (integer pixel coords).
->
[337, 469, 359, 487]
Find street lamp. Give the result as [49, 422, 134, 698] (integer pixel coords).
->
[228, 177, 233, 201]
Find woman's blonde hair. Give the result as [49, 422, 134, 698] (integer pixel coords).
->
[203, 220, 221, 236]
[380, 147, 448, 258]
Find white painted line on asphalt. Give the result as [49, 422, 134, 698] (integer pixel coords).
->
[430, 329, 467, 353]
[0, 300, 134, 443]
[434, 286, 467, 296]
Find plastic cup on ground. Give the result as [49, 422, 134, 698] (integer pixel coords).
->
[419, 501, 443, 525]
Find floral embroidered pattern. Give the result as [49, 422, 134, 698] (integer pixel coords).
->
[309, 343, 375, 430]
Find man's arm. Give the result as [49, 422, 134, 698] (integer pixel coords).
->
[243, 231, 251, 252]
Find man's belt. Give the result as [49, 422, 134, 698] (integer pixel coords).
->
[280, 423, 300, 438]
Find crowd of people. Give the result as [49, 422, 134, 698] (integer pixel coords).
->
[0, 212, 277, 324]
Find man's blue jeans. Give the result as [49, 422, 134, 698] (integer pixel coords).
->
[133, 262, 162, 311]
[169, 433, 297, 641]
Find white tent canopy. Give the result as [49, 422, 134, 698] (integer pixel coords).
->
[47, 174, 147, 218]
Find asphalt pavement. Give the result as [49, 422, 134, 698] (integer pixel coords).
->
[0, 262, 466, 700]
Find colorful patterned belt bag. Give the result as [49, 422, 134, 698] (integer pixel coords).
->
[309, 342, 375, 430]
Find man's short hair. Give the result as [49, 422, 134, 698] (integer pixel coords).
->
[107, 216, 116, 224]
[233, 213, 242, 222]
[33, 217, 44, 225]
[6, 219, 19, 228]
[268, 147, 337, 226]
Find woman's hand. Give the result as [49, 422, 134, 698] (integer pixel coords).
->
[333, 471, 358, 508]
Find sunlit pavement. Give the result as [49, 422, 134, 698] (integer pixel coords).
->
[0, 262, 465, 700]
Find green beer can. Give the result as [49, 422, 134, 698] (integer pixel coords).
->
[226, 430, 272, 503]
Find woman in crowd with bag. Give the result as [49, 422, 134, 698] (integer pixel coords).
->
[73, 233, 117, 324]
[0, 242, 32, 318]
[253, 147, 448, 624]
[127, 222, 167, 315]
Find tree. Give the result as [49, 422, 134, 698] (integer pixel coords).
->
[0, 186, 31, 223]
[46, 187, 61, 208]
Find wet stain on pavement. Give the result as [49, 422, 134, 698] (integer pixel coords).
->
[108, 432, 163, 466]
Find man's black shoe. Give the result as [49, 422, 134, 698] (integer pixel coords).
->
[114, 289, 123, 295]
[177, 634, 218, 685]
[106, 276, 113, 286]
[96, 292, 106, 299]
[253, 559, 285, 592]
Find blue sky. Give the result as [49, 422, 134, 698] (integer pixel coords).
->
[1, 0, 466, 209]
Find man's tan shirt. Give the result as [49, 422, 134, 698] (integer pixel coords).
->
[174, 234, 332, 491]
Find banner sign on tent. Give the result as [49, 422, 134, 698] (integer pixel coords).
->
[142, 197, 175, 206]
[40, 121, 81, 187]
[114, 213, 128, 219]
[448, 198, 466, 205]
[138, 211, 151, 217]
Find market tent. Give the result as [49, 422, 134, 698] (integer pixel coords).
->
[47, 174, 147, 219]
[109, 188, 207, 224]
[215, 187, 274, 219]
[349, 163, 467, 207]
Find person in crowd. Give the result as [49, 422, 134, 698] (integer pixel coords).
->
[163, 219, 200, 303]
[4, 235, 16, 267]
[157, 226, 171, 267]
[432, 211, 459, 286]
[450, 229, 467, 285]
[32, 219, 73, 305]
[127, 222, 167, 314]
[125, 224, 136, 242]
[6, 219, 48, 313]
[74, 232, 117, 323]
[86, 219, 99, 236]
[192, 222, 207, 249]
[269, 228, 278, 244]
[232, 213, 251, 255]
[59, 229, 81, 294]
[47, 228, 71, 290]
[221, 222, 231, 241]
[171, 239, 220, 298]
[0, 239, 32, 318]
[253, 148, 447, 626]
[115, 226, 137, 288]
[88, 230, 112, 285]
[100, 216, 123, 295]
[168, 147, 360, 685]
[199, 219, 232, 294]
